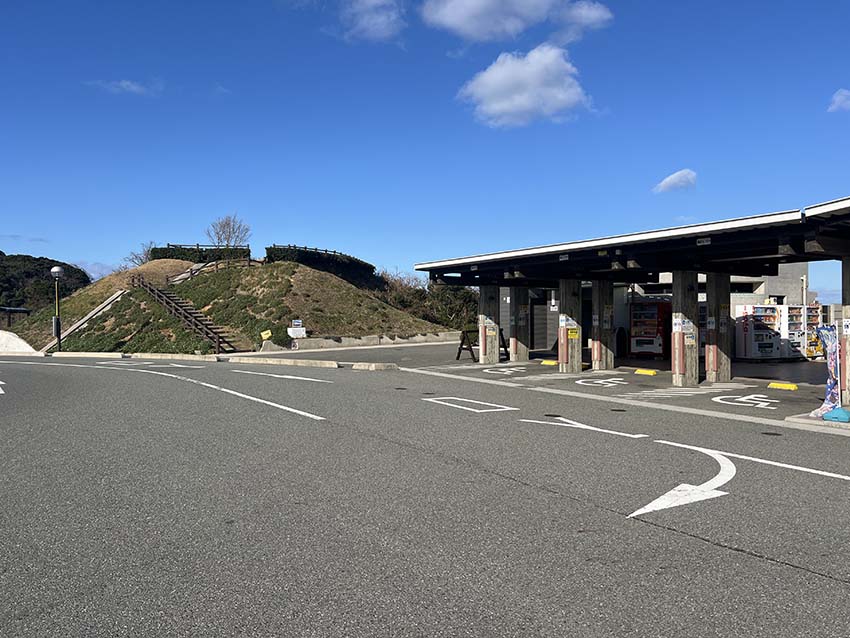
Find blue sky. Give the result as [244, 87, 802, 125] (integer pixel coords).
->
[1, 1, 849, 300]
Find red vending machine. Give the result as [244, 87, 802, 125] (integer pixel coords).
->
[630, 301, 672, 357]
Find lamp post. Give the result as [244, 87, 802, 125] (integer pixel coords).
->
[50, 266, 64, 351]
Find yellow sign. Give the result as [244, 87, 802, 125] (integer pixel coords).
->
[568, 328, 579, 339]
[260, 329, 273, 340]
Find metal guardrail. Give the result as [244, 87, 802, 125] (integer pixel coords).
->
[130, 274, 236, 354]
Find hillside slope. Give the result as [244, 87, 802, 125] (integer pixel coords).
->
[41, 261, 446, 353]
[11, 259, 192, 350]
[0, 251, 91, 310]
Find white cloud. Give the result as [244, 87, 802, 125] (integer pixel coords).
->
[421, 0, 611, 42]
[553, 0, 613, 44]
[653, 169, 697, 194]
[341, 0, 406, 41]
[828, 88, 850, 113]
[86, 79, 164, 96]
[458, 43, 589, 127]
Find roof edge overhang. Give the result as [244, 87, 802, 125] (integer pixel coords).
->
[415, 195, 850, 272]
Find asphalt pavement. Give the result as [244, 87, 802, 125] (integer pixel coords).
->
[2, 354, 850, 636]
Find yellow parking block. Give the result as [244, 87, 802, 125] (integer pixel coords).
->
[634, 368, 658, 376]
[768, 382, 798, 391]
[540, 359, 558, 366]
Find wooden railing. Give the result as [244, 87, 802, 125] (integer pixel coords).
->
[130, 275, 237, 354]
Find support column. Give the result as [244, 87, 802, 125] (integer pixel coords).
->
[509, 287, 530, 362]
[591, 280, 615, 370]
[705, 273, 732, 383]
[478, 285, 500, 365]
[672, 270, 699, 387]
[842, 258, 850, 405]
[558, 279, 582, 373]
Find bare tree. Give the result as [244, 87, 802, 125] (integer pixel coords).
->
[124, 240, 155, 267]
[205, 214, 251, 247]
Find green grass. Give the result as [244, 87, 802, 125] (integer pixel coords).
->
[61, 289, 213, 354]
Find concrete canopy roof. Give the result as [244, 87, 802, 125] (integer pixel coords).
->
[415, 196, 850, 288]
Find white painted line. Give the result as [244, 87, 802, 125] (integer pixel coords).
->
[483, 367, 527, 376]
[400, 367, 524, 388]
[657, 440, 850, 482]
[0, 361, 325, 421]
[422, 397, 519, 413]
[398, 366, 850, 438]
[520, 417, 648, 439]
[0, 379, 4, 395]
[231, 369, 333, 384]
[629, 447, 735, 517]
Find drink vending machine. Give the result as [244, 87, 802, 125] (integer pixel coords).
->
[629, 301, 672, 357]
[735, 304, 822, 360]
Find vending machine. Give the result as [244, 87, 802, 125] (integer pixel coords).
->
[735, 304, 781, 360]
[805, 305, 823, 359]
[781, 305, 806, 359]
[629, 301, 671, 357]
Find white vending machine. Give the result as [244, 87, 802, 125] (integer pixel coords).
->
[781, 305, 806, 359]
[735, 304, 781, 360]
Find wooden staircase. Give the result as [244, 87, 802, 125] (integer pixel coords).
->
[130, 275, 240, 354]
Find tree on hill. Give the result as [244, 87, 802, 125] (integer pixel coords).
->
[0, 251, 91, 310]
[123, 240, 155, 267]
[205, 214, 251, 247]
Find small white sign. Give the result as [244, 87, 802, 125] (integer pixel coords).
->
[843, 319, 850, 334]
[292, 319, 303, 328]
[559, 314, 568, 328]
[672, 318, 683, 332]
[287, 327, 307, 338]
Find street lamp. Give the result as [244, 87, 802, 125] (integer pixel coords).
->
[50, 266, 64, 351]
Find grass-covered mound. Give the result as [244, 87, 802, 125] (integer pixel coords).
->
[175, 262, 444, 348]
[11, 259, 192, 350]
[61, 289, 214, 354]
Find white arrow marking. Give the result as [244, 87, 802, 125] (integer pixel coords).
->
[0, 380, 4, 395]
[628, 442, 736, 517]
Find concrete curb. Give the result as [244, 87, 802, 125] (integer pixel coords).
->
[785, 413, 850, 430]
[351, 362, 399, 371]
[52, 351, 125, 359]
[129, 353, 219, 362]
[0, 351, 47, 357]
[225, 356, 339, 368]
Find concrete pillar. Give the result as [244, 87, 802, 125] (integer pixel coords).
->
[705, 273, 732, 383]
[672, 270, 699, 387]
[591, 280, 615, 370]
[842, 258, 850, 405]
[558, 279, 582, 373]
[510, 287, 530, 362]
[478, 285, 500, 365]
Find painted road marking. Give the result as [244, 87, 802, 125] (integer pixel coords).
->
[657, 440, 850, 483]
[0, 379, 4, 395]
[520, 417, 648, 439]
[575, 377, 628, 388]
[97, 361, 206, 369]
[629, 446, 736, 517]
[617, 383, 757, 399]
[711, 394, 779, 410]
[483, 367, 527, 376]
[400, 367, 850, 437]
[423, 397, 519, 413]
[231, 369, 333, 384]
[0, 361, 325, 421]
